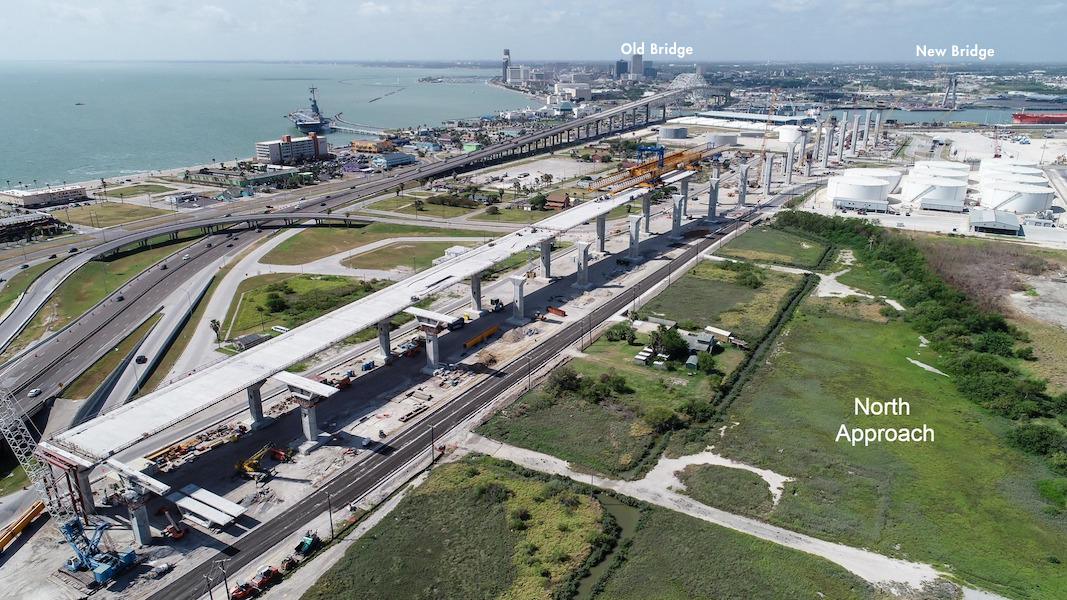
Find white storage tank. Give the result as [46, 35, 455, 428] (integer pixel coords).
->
[982, 164, 1044, 177]
[985, 183, 1056, 213]
[981, 158, 1038, 172]
[827, 176, 890, 202]
[914, 160, 971, 174]
[778, 125, 804, 145]
[659, 126, 688, 140]
[913, 165, 970, 182]
[900, 176, 968, 203]
[708, 132, 739, 146]
[843, 168, 902, 193]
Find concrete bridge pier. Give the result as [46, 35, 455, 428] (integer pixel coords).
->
[540, 239, 554, 279]
[850, 113, 861, 156]
[595, 214, 607, 253]
[645, 104, 650, 123]
[671, 194, 684, 240]
[873, 111, 883, 145]
[129, 497, 152, 546]
[376, 319, 392, 361]
[469, 272, 483, 316]
[573, 242, 591, 289]
[738, 163, 750, 207]
[707, 178, 719, 221]
[863, 109, 873, 149]
[76, 467, 95, 514]
[641, 196, 652, 234]
[424, 328, 441, 372]
[628, 215, 641, 260]
[246, 380, 268, 429]
[785, 144, 795, 185]
[823, 126, 834, 168]
[762, 154, 774, 197]
[838, 111, 849, 158]
[508, 276, 527, 325]
[300, 401, 319, 448]
[680, 180, 690, 218]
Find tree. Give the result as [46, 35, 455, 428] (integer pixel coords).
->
[413, 199, 425, 212]
[696, 351, 716, 375]
[660, 327, 689, 361]
[265, 294, 288, 313]
[486, 205, 500, 215]
[542, 173, 553, 184]
[209, 319, 222, 343]
[643, 406, 679, 432]
[394, 186, 402, 197]
[606, 322, 636, 344]
[530, 194, 548, 211]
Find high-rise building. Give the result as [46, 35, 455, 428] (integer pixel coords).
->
[502, 49, 511, 82]
[630, 54, 643, 80]
[615, 60, 628, 78]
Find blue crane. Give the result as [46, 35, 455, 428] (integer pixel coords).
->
[636, 145, 665, 168]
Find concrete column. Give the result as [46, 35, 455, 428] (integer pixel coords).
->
[246, 380, 265, 427]
[301, 403, 318, 443]
[662, 105, 667, 121]
[671, 194, 684, 239]
[595, 214, 606, 253]
[424, 329, 441, 371]
[850, 113, 860, 156]
[804, 159, 812, 177]
[785, 144, 795, 185]
[823, 125, 834, 168]
[707, 178, 719, 221]
[873, 111, 883, 146]
[509, 276, 526, 323]
[130, 504, 152, 546]
[680, 180, 690, 218]
[628, 215, 641, 260]
[738, 163, 750, 207]
[762, 154, 773, 196]
[376, 320, 392, 359]
[799, 129, 810, 168]
[573, 242, 591, 288]
[837, 111, 849, 158]
[539, 238, 553, 279]
[76, 468, 95, 515]
[641, 195, 651, 233]
[863, 109, 873, 149]
[469, 272, 483, 314]
[645, 104, 650, 123]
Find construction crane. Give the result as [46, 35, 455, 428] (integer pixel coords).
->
[0, 388, 135, 585]
[992, 125, 1002, 158]
[592, 144, 727, 192]
[636, 145, 665, 168]
[236, 443, 274, 481]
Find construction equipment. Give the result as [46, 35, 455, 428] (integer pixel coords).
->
[230, 579, 257, 599]
[464, 325, 499, 349]
[0, 388, 136, 585]
[488, 298, 505, 312]
[251, 564, 281, 589]
[295, 530, 321, 556]
[636, 145, 665, 168]
[235, 444, 272, 481]
[752, 88, 778, 189]
[546, 306, 566, 317]
[592, 144, 728, 191]
[161, 508, 185, 540]
[0, 500, 44, 553]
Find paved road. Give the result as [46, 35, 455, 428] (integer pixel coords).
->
[150, 209, 752, 600]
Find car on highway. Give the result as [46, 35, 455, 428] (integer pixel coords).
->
[27, 388, 42, 398]
[320, 202, 326, 206]
[20, 264, 28, 269]
[160, 263, 168, 270]
[226, 243, 234, 247]
[69, 247, 78, 253]
[206, 243, 212, 248]
[182, 254, 191, 260]
[48, 254, 57, 259]
[115, 295, 125, 302]
[135, 355, 147, 364]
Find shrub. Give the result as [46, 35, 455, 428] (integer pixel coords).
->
[696, 351, 716, 375]
[879, 305, 900, 318]
[486, 205, 500, 215]
[736, 270, 764, 289]
[644, 406, 680, 432]
[475, 481, 513, 503]
[1016, 346, 1037, 361]
[1006, 423, 1066, 456]
[546, 365, 582, 396]
[1050, 452, 1067, 476]
[606, 322, 636, 343]
[973, 331, 1015, 357]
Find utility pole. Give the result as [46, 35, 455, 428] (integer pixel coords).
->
[214, 558, 231, 600]
[204, 574, 215, 600]
[326, 492, 334, 540]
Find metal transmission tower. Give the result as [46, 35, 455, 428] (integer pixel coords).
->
[0, 388, 81, 526]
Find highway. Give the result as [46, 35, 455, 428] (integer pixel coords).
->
[150, 180, 796, 600]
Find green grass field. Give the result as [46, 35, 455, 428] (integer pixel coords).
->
[469, 207, 546, 224]
[367, 196, 478, 218]
[301, 456, 604, 600]
[103, 184, 175, 198]
[718, 226, 827, 268]
[596, 508, 874, 600]
[1, 240, 197, 361]
[223, 274, 391, 339]
[261, 223, 497, 265]
[479, 334, 716, 479]
[0, 258, 60, 317]
[64, 312, 161, 400]
[712, 301, 1067, 599]
[58, 202, 173, 227]
[638, 261, 803, 341]
[342, 240, 476, 272]
[677, 464, 774, 518]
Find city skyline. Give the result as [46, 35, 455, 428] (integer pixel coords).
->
[1, 0, 1063, 63]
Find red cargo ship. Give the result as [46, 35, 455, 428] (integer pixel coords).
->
[1012, 112, 1067, 124]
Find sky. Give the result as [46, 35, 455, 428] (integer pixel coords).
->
[0, 0, 1061, 63]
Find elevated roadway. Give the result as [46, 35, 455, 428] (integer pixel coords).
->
[51, 173, 694, 461]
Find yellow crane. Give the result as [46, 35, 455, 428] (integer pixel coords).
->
[236, 444, 273, 480]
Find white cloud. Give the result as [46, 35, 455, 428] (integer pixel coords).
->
[358, 1, 391, 16]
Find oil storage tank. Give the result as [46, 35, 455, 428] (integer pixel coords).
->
[915, 160, 971, 174]
[913, 164, 970, 182]
[902, 176, 968, 212]
[827, 176, 890, 212]
[844, 168, 902, 193]
[778, 125, 805, 145]
[985, 183, 1056, 213]
[659, 126, 688, 140]
[707, 132, 738, 146]
[980, 158, 1039, 172]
